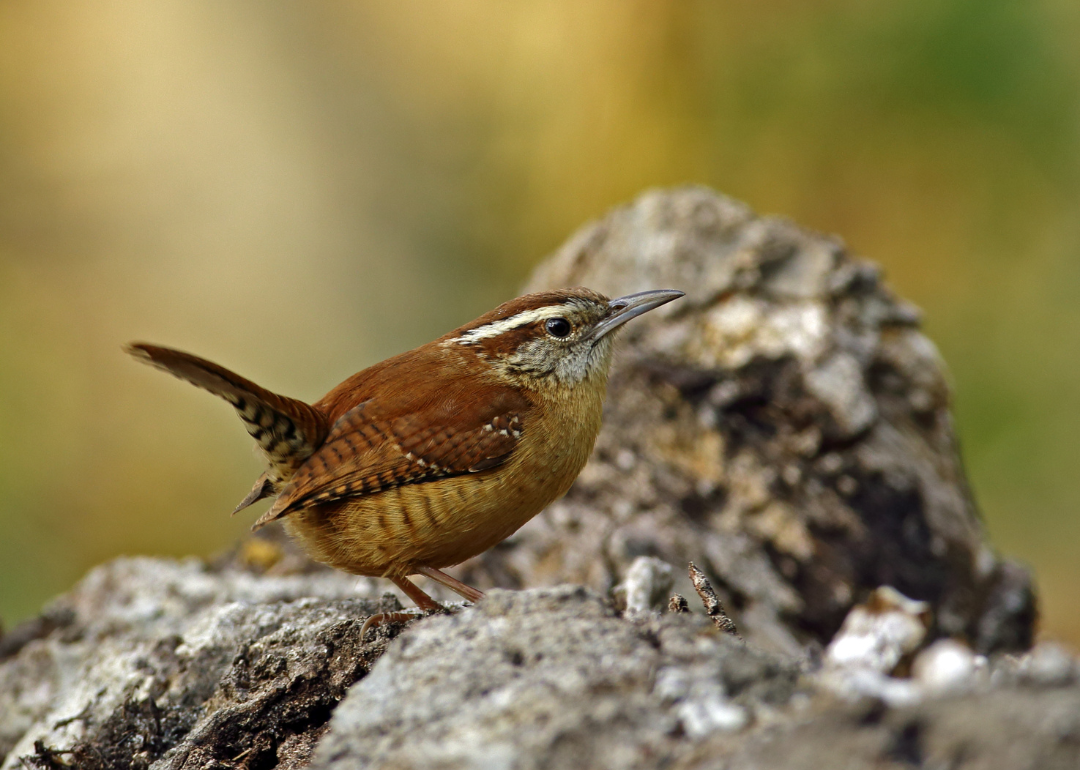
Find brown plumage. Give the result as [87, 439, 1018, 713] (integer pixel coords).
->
[126, 287, 683, 617]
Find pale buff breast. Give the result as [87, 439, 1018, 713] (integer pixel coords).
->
[283, 383, 605, 579]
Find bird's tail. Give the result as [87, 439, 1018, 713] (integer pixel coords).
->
[125, 343, 329, 511]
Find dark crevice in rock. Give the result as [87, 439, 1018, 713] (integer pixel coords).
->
[884, 719, 925, 767]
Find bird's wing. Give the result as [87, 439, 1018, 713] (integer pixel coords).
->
[252, 385, 530, 529]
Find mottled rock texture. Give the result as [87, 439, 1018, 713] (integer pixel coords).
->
[0, 557, 392, 770]
[311, 588, 1078, 770]
[460, 186, 1035, 656]
[310, 586, 798, 770]
[3, 570, 1076, 770]
[0, 187, 1059, 770]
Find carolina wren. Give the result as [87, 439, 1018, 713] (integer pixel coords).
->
[127, 287, 683, 617]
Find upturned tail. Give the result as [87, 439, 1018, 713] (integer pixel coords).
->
[125, 343, 330, 512]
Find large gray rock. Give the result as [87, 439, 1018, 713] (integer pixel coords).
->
[0, 187, 1057, 770]
[459, 186, 1034, 655]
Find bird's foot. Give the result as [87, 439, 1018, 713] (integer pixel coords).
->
[360, 609, 427, 640]
[360, 601, 477, 641]
[360, 572, 482, 641]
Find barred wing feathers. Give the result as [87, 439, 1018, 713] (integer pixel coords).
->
[254, 385, 529, 529]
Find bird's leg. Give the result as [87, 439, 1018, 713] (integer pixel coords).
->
[414, 565, 485, 603]
[360, 576, 443, 640]
[360, 571, 485, 641]
[393, 574, 444, 611]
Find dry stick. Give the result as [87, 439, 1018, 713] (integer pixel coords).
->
[688, 562, 740, 637]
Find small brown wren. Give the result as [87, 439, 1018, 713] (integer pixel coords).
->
[126, 287, 683, 616]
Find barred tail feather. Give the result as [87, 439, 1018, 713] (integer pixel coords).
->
[125, 343, 329, 483]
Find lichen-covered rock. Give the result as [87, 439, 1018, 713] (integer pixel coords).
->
[2, 568, 1075, 770]
[309, 586, 1077, 770]
[0, 557, 391, 770]
[458, 186, 1034, 655]
[309, 586, 800, 770]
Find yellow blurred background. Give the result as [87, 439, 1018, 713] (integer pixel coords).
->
[1, 1, 1078, 641]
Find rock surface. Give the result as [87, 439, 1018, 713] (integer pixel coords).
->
[310, 586, 795, 770]
[0, 187, 1063, 770]
[460, 186, 1034, 656]
[0, 557, 391, 770]
[2, 568, 1076, 770]
[312, 587, 1080, 770]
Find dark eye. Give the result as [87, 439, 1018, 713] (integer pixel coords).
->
[545, 317, 571, 338]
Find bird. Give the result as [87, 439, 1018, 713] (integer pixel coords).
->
[126, 286, 683, 628]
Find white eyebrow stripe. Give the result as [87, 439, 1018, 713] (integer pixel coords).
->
[448, 304, 579, 344]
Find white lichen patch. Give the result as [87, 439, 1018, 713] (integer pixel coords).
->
[613, 556, 676, 615]
[677, 695, 749, 737]
[824, 586, 930, 674]
[912, 639, 982, 693]
[691, 297, 829, 369]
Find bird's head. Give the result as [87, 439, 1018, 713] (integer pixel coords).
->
[444, 287, 684, 389]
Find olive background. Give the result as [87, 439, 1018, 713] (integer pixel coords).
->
[1, 2, 1078, 642]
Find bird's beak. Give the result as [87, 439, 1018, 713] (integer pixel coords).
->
[590, 289, 685, 341]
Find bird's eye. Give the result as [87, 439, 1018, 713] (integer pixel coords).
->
[545, 317, 572, 338]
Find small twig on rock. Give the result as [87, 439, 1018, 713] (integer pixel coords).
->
[668, 594, 690, 614]
[688, 562, 740, 637]
[28, 740, 74, 769]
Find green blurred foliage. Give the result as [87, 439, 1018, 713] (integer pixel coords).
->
[0, 0, 1077, 640]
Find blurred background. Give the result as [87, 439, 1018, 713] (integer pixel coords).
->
[1, 1, 1078, 641]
